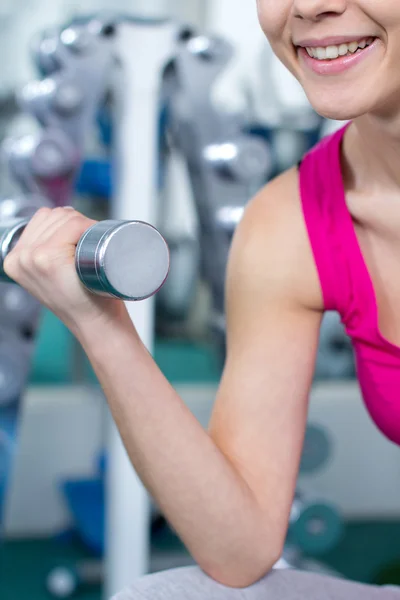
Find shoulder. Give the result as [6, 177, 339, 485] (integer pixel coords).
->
[227, 166, 324, 312]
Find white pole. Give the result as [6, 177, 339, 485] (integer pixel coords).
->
[105, 19, 177, 599]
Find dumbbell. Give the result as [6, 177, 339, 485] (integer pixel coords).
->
[46, 560, 103, 598]
[0, 283, 41, 330]
[289, 492, 343, 555]
[0, 218, 170, 301]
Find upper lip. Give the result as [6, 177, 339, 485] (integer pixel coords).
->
[294, 35, 376, 48]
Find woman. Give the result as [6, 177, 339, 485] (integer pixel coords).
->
[5, 1, 400, 598]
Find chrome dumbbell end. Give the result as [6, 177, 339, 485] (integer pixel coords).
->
[75, 220, 170, 301]
[0, 219, 170, 301]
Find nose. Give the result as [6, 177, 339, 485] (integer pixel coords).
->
[293, 0, 347, 21]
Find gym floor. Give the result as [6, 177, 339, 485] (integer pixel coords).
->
[1, 521, 400, 599]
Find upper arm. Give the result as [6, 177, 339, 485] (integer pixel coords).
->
[208, 166, 324, 550]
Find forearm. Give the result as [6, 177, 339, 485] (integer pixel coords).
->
[76, 317, 277, 586]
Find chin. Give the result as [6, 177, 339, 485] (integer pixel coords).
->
[304, 89, 372, 121]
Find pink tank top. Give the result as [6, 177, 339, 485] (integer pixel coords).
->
[299, 122, 400, 446]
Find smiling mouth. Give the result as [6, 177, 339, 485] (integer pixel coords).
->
[296, 37, 377, 61]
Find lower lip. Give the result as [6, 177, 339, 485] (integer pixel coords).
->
[298, 38, 379, 75]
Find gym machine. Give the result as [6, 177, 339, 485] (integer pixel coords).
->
[0, 13, 344, 597]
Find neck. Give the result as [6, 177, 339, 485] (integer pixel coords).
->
[345, 113, 400, 195]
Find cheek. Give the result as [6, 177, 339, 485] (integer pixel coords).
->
[256, 1, 284, 40]
[257, 1, 292, 61]
[360, 0, 400, 23]
[358, 0, 400, 46]
[256, 1, 300, 81]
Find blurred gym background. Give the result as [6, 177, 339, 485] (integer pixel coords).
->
[1, 1, 400, 599]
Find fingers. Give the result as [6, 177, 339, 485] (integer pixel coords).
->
[16, 206, 93, 248]
[13, 206, 58, 247]
[42, 212, 97, 251]
[34, 208, 91, 248]
[3, 207, 97, 283]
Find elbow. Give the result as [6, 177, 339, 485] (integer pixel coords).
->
[200, 546, 282, 589]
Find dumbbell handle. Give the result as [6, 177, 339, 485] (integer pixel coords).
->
[0, 218, 170, 301]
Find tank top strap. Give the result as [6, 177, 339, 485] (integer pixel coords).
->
[299, 122, 359, 321]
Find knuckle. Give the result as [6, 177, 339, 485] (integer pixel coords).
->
[3, 253, 18, 278]
[60, 206, 78, 215]
[52, 206, 68, 216]
[70, 214, 87, 225]
[19, 247, 33, 269]
[31, 247, 52, 272]
[36, 206, 52, 218]
[69, 214, 92, 232]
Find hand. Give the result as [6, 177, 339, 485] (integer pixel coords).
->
[3, 206, 130, 334]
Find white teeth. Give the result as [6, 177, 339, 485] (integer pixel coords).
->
[304, 37, 375, 61]
[325, 45, 339, 59]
